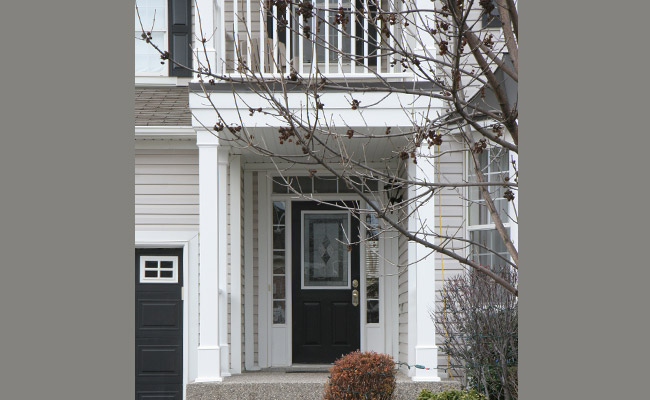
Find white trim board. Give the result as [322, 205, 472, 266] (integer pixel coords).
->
[135, 76, 192, 86]
[135, 126, 197, 140]
[263, 192, 392, 365]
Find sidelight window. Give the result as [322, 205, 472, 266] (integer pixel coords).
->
[272, 201, 287, 324]
[364, 209, 380, 323]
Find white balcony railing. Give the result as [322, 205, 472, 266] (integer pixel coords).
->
[215, 0, 413, 78]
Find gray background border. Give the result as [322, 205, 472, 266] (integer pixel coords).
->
[0, 1, 648, 399]
[0, 1, 134, 399]
[523, 1, 650, 398]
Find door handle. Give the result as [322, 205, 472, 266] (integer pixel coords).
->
[352, 289, 359, 307]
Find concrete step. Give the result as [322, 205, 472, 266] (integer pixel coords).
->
[187, 371, 460, 400]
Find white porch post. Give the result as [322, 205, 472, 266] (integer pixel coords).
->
[217, 147, 231, 377]
[407, 158, 441, 382]
[195, 130, 223, 382]
[193, 0, 219, 76]
[407, 0, 439, 379]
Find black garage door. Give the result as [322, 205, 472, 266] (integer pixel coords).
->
[135, 248, 183, 400]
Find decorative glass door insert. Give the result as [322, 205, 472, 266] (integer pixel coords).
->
[302, 212, 350, 289]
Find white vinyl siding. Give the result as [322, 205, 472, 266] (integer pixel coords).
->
[241, 168, 246, 370]
[397, 154, 410, 368]
[252, 172, 260, 364]
[135, 146, 199, 231]
[432, 138, 467, 376]
[227, 164, 232, 368]
[397, 231, 409, 367]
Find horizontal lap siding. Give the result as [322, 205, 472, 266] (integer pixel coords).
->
[253, 172, 259, 364]
[433, 139, 466, 377]
[227, 165, 232, 369]
[397, 231, 409, 367]
[135, 147, 199, 231]
[241, 169, 246, 371]
[397, 161, 409, 367]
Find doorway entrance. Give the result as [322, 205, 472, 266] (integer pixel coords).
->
[291, 201, 361, 364]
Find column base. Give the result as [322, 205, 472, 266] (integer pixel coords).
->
[220, 344, 231, 377]
[412, 345, 441, 382]
[196, 346, 223, 382]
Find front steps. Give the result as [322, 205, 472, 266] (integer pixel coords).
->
[187, 371, 460, 400]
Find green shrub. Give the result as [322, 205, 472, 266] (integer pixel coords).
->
[416, 388, 486, 400]
[323, 351, 396, 400]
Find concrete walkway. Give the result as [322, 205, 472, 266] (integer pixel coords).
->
[187, 370, 460, 399]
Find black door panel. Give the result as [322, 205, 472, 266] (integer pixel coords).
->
[292, 201, 360, 364]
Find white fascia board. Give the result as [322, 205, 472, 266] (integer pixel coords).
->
[189, 91, 444, 129]
[135, 76, 192, 86]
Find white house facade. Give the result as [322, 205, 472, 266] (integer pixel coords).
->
[135, 0, 515, 398]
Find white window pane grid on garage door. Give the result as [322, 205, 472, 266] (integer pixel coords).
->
[140, 255, 179, 283]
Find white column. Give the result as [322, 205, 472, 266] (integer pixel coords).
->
[229, 155, 242, 374]
[407, 158, 441, 382]
[196, 130, 223, 382]
[193, 0, 219, 76]
[217, 147, 230, 377]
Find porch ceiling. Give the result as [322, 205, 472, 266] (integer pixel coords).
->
[223, 126, 410, 164]
[190, 86, 435, 164]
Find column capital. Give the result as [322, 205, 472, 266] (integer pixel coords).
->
[196, 130, 220, 147]
[217, 147, 230, 164]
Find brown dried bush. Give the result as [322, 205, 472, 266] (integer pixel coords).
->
[323, 351, 396, 400]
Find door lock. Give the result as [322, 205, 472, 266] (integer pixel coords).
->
[352, 289, 359, 307]
[352, 279, 359, 288]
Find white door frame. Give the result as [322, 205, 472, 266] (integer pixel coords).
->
[135, 231, 199, 400]
[260, 171, 377, 366]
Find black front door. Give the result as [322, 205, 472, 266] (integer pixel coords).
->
[292, 201, 361, 364]
[135, 248, 183, 400]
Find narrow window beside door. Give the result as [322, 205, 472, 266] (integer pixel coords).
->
[365, 211, 380, 323]
[272, 201, 287, 324]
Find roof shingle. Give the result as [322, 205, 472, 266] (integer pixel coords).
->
[135, 87, 191, 126]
